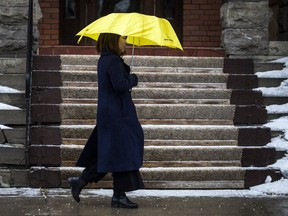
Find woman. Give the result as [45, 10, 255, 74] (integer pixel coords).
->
[68, 33, 145, 208]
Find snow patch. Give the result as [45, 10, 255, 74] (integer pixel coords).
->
[0, 125, 12, 129]
[0, 85, 21, 93]
[250, 178, 288, 195]
[0, 102, 21, 110]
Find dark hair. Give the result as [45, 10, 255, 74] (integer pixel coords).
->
[96, 33, 121, 54]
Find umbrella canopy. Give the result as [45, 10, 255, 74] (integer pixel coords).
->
[76, 12, 183, 51]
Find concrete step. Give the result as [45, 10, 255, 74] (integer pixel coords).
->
[58, 87, 232, 100]
[61, 145, 276, 168]
[43, 125, 239, 141]
[30, 125, 271, 147]
[33, 87, 263, 106]
[61, 138, 238, 147]
[57, 104, 235, 122]
[33, 70, 228, 84]
[0, 74, 25, 90]
[0, 168, 29, 187]
[0, 109, 26, 125]
[61, 145, 243, 167]
[254, 62, 285, 72]
[63, 98, 230, 105]
[0, 127, 26, 144]
[138, 73, 227, 83]
[62, 81, 226, 89]
[58, 55, 224, 68]
[60, 65, 224, 74]
[258, 77, 287, 88]
[0, 144, 25, 165]
[263, 97, 288, 105]
[0, 92, 25, 108]
[56, 166, 274, 189]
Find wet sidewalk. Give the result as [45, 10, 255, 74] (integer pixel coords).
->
[0, 188, 288, 216]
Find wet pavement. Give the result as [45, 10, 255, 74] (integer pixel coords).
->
[0, 188, 288, 216]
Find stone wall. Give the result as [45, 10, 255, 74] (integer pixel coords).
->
[0, 0, 42, 56]
[220, 0, 270, 57]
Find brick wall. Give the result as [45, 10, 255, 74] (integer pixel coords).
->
[38, 0, 59, 46]
[183, 0, 222, 47]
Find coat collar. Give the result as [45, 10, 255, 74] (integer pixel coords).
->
[101, 50, 119, 57]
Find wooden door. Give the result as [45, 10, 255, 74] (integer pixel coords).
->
[141, 0, 183, 43]
[59, 0, 182, 45]
[60, 0, 98, 45]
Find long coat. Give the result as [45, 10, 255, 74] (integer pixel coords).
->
[77, 51, 144, 173]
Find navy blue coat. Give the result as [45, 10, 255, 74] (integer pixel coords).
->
[77, 51, 144, 173]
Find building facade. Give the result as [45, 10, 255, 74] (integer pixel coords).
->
[38, 0, 224, 56]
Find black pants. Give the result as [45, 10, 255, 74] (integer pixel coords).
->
[81, 163, 145, 193]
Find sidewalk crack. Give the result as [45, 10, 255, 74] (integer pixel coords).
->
[40, 188, 52, 216]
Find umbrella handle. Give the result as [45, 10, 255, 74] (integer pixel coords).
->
[77, 34, 84, 44]
[77, 29, 88, 44]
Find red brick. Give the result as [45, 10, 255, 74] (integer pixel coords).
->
[205, 10, 220, 15]
[200, 4, 220, 10]
[192, 0, 208, 4]
[184, 5, 200, 10]
[43, 29, 58, 35]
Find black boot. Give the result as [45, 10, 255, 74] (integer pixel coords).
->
[111, 192, 138, 208]
[68, 176, 87, 203]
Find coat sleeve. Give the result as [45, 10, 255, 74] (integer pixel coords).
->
[107, 56, 138, 92]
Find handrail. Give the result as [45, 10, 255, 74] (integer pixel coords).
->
[25, 0, 33, 168]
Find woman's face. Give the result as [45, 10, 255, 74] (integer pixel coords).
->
[118, 36, 127, 54]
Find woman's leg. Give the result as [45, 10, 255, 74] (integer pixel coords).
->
[111, 170, 144, 208]
[68, 163, 107, 203]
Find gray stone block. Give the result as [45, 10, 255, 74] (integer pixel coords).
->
[0, 58, 26, 74]
[221, 1, 269, 29]
[222, 29, 269, 55]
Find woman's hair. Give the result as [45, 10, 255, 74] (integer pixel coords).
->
[96, 33, 122, 54]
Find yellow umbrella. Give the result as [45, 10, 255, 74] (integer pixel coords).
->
[76, 12, 183, 51]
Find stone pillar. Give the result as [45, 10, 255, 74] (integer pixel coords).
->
[220, 0, 270, 57]
[0, 0, 42, 56]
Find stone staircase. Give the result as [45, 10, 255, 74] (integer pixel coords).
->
[0, 57, 28, 187]
[28, 55, 284, 189]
